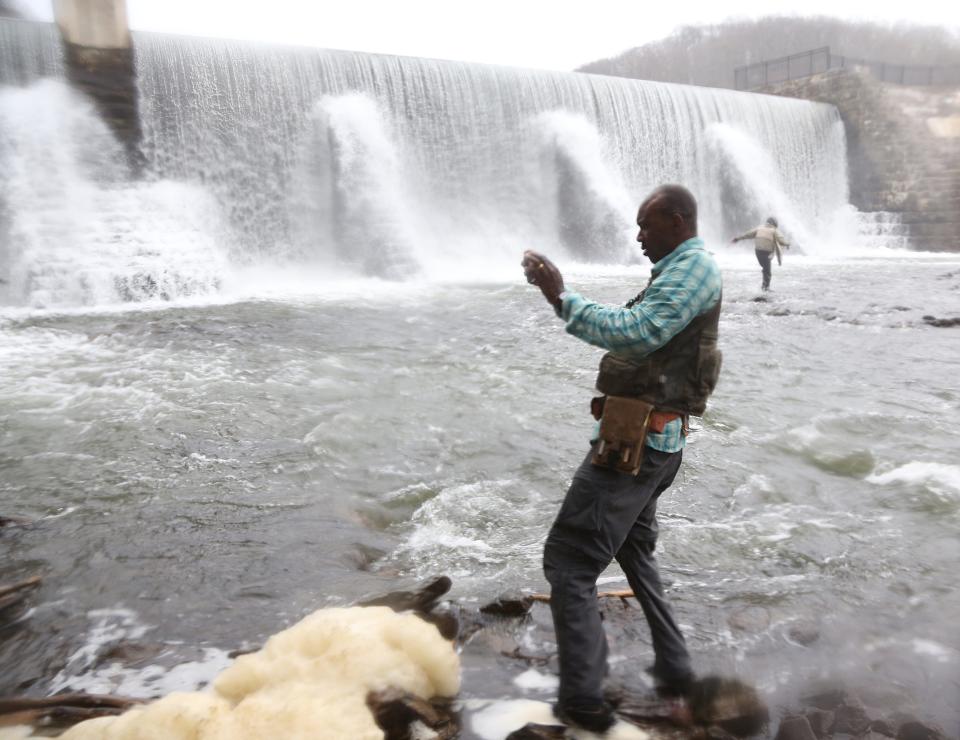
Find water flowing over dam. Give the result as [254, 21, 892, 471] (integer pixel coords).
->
[1, 19, 853, 308]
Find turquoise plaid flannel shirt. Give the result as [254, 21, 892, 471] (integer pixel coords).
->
[557, 237, 722, 452]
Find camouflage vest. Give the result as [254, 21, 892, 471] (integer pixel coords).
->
[594, 288, 722, 416]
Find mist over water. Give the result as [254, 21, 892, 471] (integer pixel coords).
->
[1, 17, 958, 737]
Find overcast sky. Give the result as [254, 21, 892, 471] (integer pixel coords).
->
[16, 0, 960, 71]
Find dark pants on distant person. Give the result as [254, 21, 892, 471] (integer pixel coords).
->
[543, 445, 691, 708]
[755, 248, 772, 290]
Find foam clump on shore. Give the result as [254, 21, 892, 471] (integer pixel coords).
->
[56, 605, 460, 740]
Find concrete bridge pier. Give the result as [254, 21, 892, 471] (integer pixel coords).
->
[55, 0, 143, 171]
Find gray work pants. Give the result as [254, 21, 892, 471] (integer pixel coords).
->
[755, 248, 772, 290]
[543, 445, 690, 706]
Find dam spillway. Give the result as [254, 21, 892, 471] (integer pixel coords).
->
[1, 19, 851, 307]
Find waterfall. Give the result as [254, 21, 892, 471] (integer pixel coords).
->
[290, 94, 420, 279]
[0, 80, 228, 309]
[536, 111, 636, 263]
[0, 19, 862, 307]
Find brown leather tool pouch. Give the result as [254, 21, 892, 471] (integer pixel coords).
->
[591, 395, 654, 475]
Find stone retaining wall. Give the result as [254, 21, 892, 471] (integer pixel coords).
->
[760, 69, 960, 251]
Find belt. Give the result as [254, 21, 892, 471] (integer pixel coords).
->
[648, 411, 682, 433]
[591, 396, 685, 434]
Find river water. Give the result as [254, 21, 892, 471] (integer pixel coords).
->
[2, 252, 958, 733]
[0, 19, 958, 737]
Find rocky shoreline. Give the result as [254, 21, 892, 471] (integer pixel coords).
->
[1, 573, 953, 739]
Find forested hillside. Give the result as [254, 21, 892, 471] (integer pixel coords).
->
[578, 16, 960, 89]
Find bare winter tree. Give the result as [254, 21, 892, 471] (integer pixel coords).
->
[578, 16, 960, 89]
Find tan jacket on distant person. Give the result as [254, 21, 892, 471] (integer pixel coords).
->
[736, 225, 790, 253]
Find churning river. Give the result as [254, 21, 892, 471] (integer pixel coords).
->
[2, 253, 958, 733]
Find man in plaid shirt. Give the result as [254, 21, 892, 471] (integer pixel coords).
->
[523, 184, 722, 735]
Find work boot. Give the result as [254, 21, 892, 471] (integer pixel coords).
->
[644, 664, 696, 697]
[553, 699, 616, 734]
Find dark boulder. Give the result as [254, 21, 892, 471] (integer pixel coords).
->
[896, 720, 950, 740]
[775, 716, 817, 740]
[505, 723, 568, 739]
[480, 594, 534, 618]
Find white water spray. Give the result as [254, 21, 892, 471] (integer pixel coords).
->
[0, 81, 229, 309]
[290, 93, 420, 279]
[535, 111, 636, 263]
[0, 20, 911, 309]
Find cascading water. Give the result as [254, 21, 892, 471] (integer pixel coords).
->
[290, 94, 421, 279]
[0, 80, 229, 309]
[1, 20, 873, 308]
[536, 111, 636, 263]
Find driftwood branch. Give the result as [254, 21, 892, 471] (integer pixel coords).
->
[0, 576, 42, 601]
[529, 589, 635, 602]
[367, 689, 458, 740]
[0, 576, 42, 615]
[0, 693, 142, 729]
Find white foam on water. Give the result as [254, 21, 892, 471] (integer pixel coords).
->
[911, 639, 954, 663]
[469, 698, 649, 740]
[47, 608, 152, 693]
[389, 479, 527, 575]
[512, 668, 559, 692]
[866, 462, 960, 496]
[52, 647, 233, 699]
[0, 727, 35, 740]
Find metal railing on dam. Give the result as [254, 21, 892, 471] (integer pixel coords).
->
[734, 47, 960, 90]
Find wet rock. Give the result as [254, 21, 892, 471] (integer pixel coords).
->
[787, 621, 820, 646]
[727, 606, 770, 633]
[227, 645, 259, 659]
[0, 515, 31, 528]
[501, 647, 552, 666]
[859, 686, 911, 710]
[687, 676, 769, 737]
[358, 575, 452, 613]
[0, 576, 42, 619]
[702, 726, 742, 740]
[801, 687, 850, 711]
[775, 716, 817, 740]
[366, 688, 458, 740]
[0, 693, 141, 730]
[922, 315, 960, 327]
[505, 724, 567, 739]
[96, 641, 167, 667]
[480, 593, 534, 618]
[613, 690, 689, 725]
[341, 542, 387, 571]
[768, 308, 792, 316]
[752, 295, 769, 303]
[869, 718, 897, 737]
[420, 609, 460, 641]
[804, 708, 834, 737]
[831, 703, 872, 735]
[896, 720, 949, 740]
[356, 576, 459, 639]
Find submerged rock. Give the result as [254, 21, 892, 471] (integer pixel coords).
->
[774, 716, 817, 740]
[505, 723, 567, 739]
[479, 593, 534, 618]
[922, 315, 960, 327]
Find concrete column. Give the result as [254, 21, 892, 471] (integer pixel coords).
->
[55, 0, 130, 49]
[54, 0, 143, 171]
